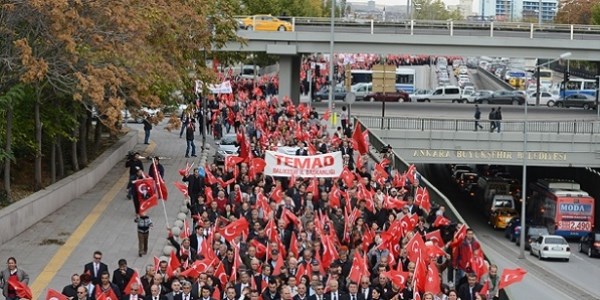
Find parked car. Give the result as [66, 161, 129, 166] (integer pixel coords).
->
[214, 134, 239, 164]
[364, 91, 409, 102]
[489, 208, 518, 230]
[555, 94, 597, 110]
[314, 85, 346, 102]
[530, 235, 571, 261]
[579, 232, 600, 258]
[242, 15, 292, 31]
[476, 90, 526, 105]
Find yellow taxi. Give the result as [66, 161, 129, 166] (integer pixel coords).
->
[489, 208, 519, 230]
[242, 15, 293, 31]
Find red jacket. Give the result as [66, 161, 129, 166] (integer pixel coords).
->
[453, 238, 481, 271]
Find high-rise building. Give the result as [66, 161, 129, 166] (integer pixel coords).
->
[478, 0, 558, 21]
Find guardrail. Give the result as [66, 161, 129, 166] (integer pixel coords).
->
[235, 16, 600, 40]
[357, 115, 600, 134]
[477, 66, 516, 91]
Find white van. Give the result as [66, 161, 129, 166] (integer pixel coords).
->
[420, 86, 462, 103]
[487, 194, 515, 217]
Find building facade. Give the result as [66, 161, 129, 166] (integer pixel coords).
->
[477, 0, 558, 22]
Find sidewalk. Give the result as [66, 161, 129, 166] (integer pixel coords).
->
[0, 122, 210, 298]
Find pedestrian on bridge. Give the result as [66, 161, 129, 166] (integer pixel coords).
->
[488, 108, 496, 132]
[495, 107, 502, 133]
[474, 105, 483, 131]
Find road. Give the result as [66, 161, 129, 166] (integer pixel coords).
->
[292, 25, 600, 41]
[419, 164, 600, 300]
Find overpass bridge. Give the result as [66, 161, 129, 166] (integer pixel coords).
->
[217, 17, 600, 102]
[358, 115, 600, 167]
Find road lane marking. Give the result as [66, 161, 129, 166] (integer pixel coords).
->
[30, 141, 155, 298]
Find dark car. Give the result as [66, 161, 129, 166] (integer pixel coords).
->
[579, 232, 600, 257]
[476, 90, 526, 105]
[515, 225, 549, 250]
[555, 94, 597, 110]
[364, 91, 409, 102]
[314, 85, 346, 102]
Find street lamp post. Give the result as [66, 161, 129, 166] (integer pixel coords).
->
[329, 0, 336, 112]
[520, 51, 572, 259]
[538, 0, 542, 25]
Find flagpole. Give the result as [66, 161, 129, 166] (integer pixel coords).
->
[153, 158, 170, 228]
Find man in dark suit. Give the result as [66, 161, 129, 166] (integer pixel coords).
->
[234, 271, 252, 297]
[83, 251, 109, 285]
[324, 280, 346, 300]
[293, 283, 309, 300]
[344, 282, 364, 300]
[295, 142, 308, 156]
[307, 282, 324, 300]
[358, 277, 371, 300]
[146, 284, 168, 300]
[113, 259, 135, 294]
[261, 278, 280, 300]
[406, 196, 423, 216]
[457, 273, 482, 300]
[175, 281, 197, 300]
[195, 285, 214, 300]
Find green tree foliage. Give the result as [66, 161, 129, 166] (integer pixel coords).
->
[413, 0, 463, 20]
[555, 0, 599, 24]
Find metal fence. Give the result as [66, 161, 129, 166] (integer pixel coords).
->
[357, 115, 600, 134]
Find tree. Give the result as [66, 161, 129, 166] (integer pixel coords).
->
[413, 0, 463, 20]
[555, 0, 600, 24]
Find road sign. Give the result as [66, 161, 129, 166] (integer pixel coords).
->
[372, 64, 396, 93]
[345, 92, 356, 104]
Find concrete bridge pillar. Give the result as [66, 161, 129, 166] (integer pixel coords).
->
[278, 55, 301, 105]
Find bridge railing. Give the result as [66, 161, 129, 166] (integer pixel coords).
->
[357, 115, 600, 134]
[235, 15, 600, 40]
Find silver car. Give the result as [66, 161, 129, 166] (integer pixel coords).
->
[214, 133, 239, 164]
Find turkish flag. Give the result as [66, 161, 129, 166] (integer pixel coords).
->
[400, 215, 415, 236]
[306, 178, 319, 196]
[204, 186, 214, 204]
[250, 239, 267, 259]
[204, 168, 218, 185]
[180, 218, 191, 239]
[415, 187, 431, 212]
[352, 124, 368, 155]
[479, 280, 490, 297]
[8, 278, 32, 299]
[225, 155, 244, 172]
[382, 270, 410, 289]
[386, 196, 408, 210]
[424, 260, 441, 294]
[498, 268, 527, 290]
[433, 215, 451, 228]
[152, 159, 168, 201]
[290, 231, 299, 258]
[249, 157, 266, 178]
[167, 250, 181, 278]
[134, 178, 158, 215]
[215, 261, 229, 286]
[450, 224, 467, 249]
[270, 185, 284, 203]
[425, 230, 445, 248]
[178, 162, 191, 177]
[329, 184, 342, 208]
[46, 288, 68, 300]
[173, 181, 189, 197]
[406, 164, 417, 185]
[272, 252, 285, 276]
[413, 258, 427, 293]
[406, 233, 425, 263]
[124, 271, 145, 296]
[321, 235, 339, 269]
[237, 132, 249, 160]
[219, 218, 249, 242]
[95, 285, 118, 300]
[470, 252, 488, 281]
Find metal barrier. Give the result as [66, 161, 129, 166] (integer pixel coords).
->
[357, 115, 600, 135]
[234, 15, 600, 41]
[477, 66, 516, 91]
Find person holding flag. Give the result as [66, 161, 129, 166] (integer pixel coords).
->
[0, 257, 29, 300]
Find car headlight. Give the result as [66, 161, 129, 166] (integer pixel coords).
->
[217, 150, 226, 155]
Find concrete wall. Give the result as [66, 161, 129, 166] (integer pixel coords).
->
[0, 131, 138, 245]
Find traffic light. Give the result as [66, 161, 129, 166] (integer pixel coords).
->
[565, 71, 570, 82]
[315, 64, 320, 77]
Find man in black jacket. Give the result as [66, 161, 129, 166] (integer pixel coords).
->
[183, 168, 205, 214]
[112, 259, 135, 294]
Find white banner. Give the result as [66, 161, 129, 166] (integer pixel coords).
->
[264, 151, 343, 178]
[195, 80, 233, 94]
